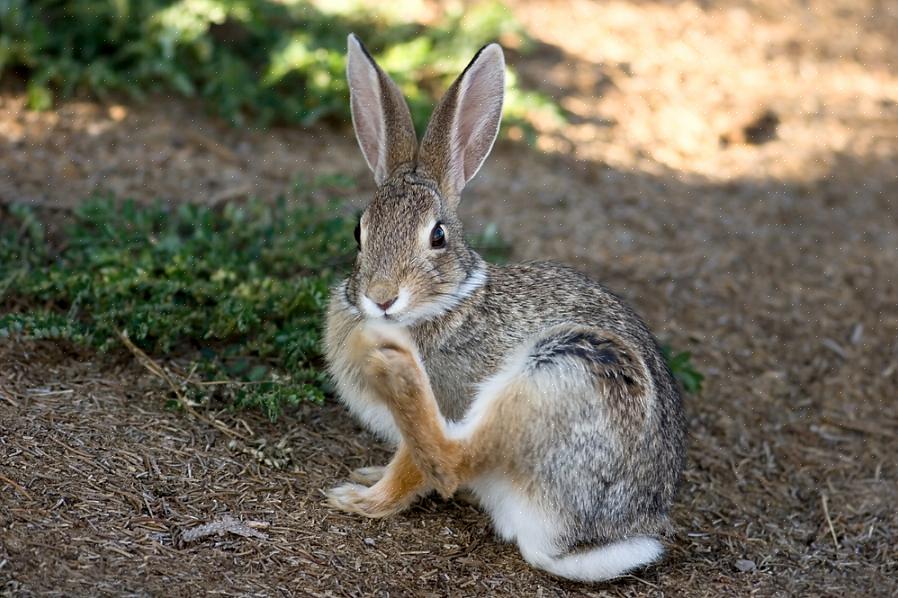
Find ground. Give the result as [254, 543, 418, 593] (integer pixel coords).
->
[2, 0, 898, 596]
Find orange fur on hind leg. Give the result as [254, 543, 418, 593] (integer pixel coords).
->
[327, 443, 425, 518]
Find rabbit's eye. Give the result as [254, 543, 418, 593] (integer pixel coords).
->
[430, 223, 446, 249]
[354, 221, 361, 249]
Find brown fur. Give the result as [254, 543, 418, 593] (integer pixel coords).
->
[359, 326, 468, 497]
[350, 322, 557, 505]
[326, 37, 686, 581]
[327, 443, 424, 518]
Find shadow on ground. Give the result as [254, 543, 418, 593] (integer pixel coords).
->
[2, 0, 897, 593]
[2, 136, 896, 595]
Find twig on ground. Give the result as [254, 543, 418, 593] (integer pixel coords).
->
[0, 473, 33, 501]
[181, 515, 269, 543]
[184, 130, 242, 164]
[116, 331, 247, 440]
[625, 574, 660, 589]
[820, 416, 895, 439]
[210, 182, 253, 205]
[821, 493, 840, 550]
[0, 387, 20, 407]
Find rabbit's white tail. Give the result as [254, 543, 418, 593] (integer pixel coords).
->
[520, 536, 664, 582]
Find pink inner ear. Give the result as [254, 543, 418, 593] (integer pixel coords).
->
[451, 49, 505, 187]
[352, 90, 384, 172]
[347, 40, 387, 182]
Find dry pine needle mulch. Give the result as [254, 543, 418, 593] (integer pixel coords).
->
[3, 0, 898, 594]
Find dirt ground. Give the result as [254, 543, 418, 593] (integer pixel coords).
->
[2, 0, 898, 595]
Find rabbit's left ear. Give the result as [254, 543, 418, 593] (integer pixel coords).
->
[417, 44, 505, 206]
[347, 34, 418, 186]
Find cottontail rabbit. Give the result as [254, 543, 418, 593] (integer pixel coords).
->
[324, 34, 687, 582]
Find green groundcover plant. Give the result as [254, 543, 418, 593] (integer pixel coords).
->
[0, 182, 701, 419]
[0, 0, 562, 135]
[1, 194, 349, 419]
[0, 178, 514, 418]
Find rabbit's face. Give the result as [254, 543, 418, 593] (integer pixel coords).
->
[342, 34, 503, 325]
[346, 171, 481, 324]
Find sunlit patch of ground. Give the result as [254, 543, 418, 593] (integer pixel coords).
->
[512, 0, 898, 183]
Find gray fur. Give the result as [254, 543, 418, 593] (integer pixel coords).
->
[327, 37, 687, 571]
[412, 264, 685, 549]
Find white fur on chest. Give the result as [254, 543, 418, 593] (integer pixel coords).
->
[334, 376, 401, 444]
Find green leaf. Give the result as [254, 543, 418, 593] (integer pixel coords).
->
[0, 189, 357, 419]
[1, 0, 563, 131]
[661, 344, 704, 394]
[26, 80, 52, 110]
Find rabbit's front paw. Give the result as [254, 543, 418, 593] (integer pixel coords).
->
[350, 465, 386, 485]
[326, 482, 401, 518]
[349, 321, 415, 361]
[364, 343, 424, 405]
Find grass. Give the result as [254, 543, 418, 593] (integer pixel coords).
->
[1, 188, 355, 418]
[0, 176, 527, 419]
[0, 0, 563, 137]
[662, 345, 704, 394]
[0, 183, 700, 419]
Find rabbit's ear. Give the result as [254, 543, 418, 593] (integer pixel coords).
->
[418, 43, 505, 205]
[347, 34, 417, 186]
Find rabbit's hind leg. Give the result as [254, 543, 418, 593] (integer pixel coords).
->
[455, 324, 660, 581]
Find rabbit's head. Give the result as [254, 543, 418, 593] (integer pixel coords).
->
[344, 34, 505, 324]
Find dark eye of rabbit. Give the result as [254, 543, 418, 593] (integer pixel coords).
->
[354, 221, 361, 249]
[430, 223, 446, 249]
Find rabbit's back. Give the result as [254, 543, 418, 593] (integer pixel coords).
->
[416, 261, 679, 419]
[414, 261, 686, 546]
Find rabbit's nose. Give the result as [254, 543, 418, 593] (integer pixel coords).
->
[376, 296, 397, 311]
[368, 280, 399, 311]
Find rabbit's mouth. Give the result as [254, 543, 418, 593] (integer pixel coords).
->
[348, 265, 487, 325]
[360, 287, 412, 320]
[391, 266, 488, 325]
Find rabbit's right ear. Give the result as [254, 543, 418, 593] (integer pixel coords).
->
[346, 34, 417, 186]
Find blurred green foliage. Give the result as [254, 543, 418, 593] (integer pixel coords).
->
[0, 0, 563, 133]
[661, 345, 704, 394]
[0, 186, 356, 419]
[0, 176, 520, 418]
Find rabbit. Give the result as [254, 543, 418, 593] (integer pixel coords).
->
[323, 33, 687, 583]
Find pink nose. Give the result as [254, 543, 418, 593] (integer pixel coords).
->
[376, 297, 397, 311]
